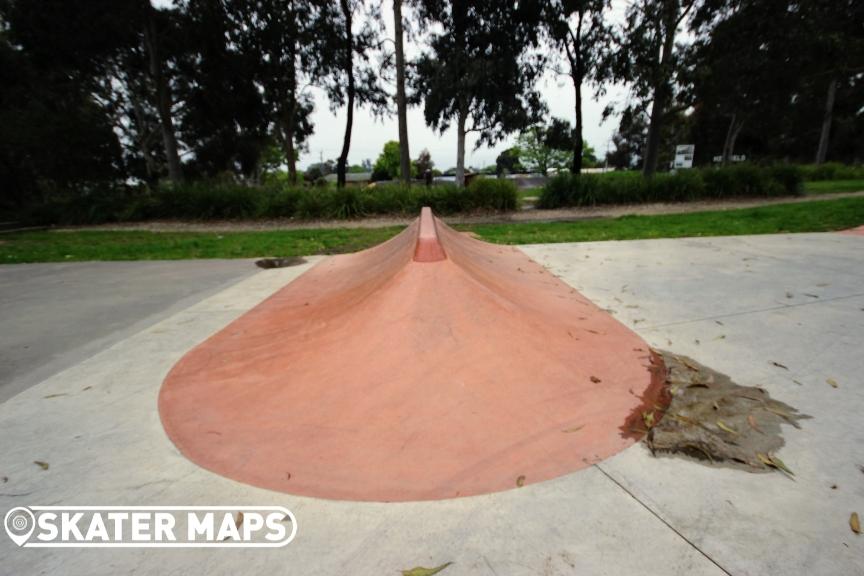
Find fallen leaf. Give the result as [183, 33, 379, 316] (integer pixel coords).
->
[34, 461, 49, 471]
[670, 413, 698, 426]
[562, 425, 585, 433]
[402, 562, 453, 576]
[642, 411, 655, 429]
[764, 405, 793, 420]
[516, 475, 526, 487]
[771, 361, 789, 370]
[681, 358, 700, 372]
[747, 415, 764, 433]
[851, 512, 861, 535]
[235, 511, 244, 530]
[716, 420, 738, 435]
[589, 376, 602, 383]
[770, 455, 794, 476]
[826, 378, 838, 388]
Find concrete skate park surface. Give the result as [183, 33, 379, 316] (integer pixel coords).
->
[0, 260, 256, 403]
[1, 230, 863, 575]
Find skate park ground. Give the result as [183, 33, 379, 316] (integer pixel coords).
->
[1, 231, 862, 575]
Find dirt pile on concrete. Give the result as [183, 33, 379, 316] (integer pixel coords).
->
[645, 351, 807, 474]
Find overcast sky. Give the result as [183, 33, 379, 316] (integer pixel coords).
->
[154, 0, 633, 171]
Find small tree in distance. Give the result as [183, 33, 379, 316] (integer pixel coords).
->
[413, 0, 546, 187]
[414, 149, 434, 177]
[516, 126, 571, 175]
[372, 140, 402, 181]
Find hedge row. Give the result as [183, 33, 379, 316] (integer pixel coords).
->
[537, 165, 803, 209]
[798, 162, 864, 181]
[27, 177, 519, 225]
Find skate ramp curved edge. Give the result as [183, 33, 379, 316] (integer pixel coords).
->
[159, 208, 664, 501]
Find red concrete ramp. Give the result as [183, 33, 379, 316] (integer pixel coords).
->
[159, 208, 662, 501]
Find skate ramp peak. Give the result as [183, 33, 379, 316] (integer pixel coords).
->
[159, 208, 663, 501]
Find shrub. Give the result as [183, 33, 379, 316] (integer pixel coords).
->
[465, 177, 519, 211]
[538, 165, 802, 209]
[798, 162, 864, 181]
[21, 176, 520, 225]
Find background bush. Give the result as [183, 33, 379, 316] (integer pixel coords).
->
[24, 177, 519, 225]
[537, 165, 803, 209]
[798, 163, 864, 181]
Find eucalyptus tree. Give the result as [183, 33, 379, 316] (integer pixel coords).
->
[328, 0, 388, 188]
[174, 0, 270, 179]
[542, 0, 613, 174]
[141, 0, 183, 182]
[225, 0, 341, 183]
[392, 0, 411, 183]
[413, 0, 546, 187]
[617, 0, 699, 176]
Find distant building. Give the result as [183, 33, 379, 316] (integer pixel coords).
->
[323, 172, 372, 186]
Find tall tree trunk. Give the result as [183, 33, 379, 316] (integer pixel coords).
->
[284, 40, 299, 185]
[642, 3, 678, 177]
[721, 113, 736, 165]
[393, 0, 411, 184]
[337, 0, 355, 188]
[142, 0, 182, 183]
[728, 119, 743, 162]
[455, 106, 467, 188]
[815, 77, 837, 165]
[721, 113, 744, 165]
[573, 79, 584, 175]
[453, 0, 468, 188]
[130, 95, 157, 185]
[282, 116, 298, 184]
[571, 11, 585, 175]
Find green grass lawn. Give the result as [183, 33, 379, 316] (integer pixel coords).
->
[0, 226, 404, 264]
[803, 179, 864, 195]
[2, 196, 862, 264]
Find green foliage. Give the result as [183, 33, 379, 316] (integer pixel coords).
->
[515, 126, 571, 175]
[798, 163, 864, 181]
[372, 141, 403, 181]
[7, 197, 864, 264]
[24, 178, 519, 225]
[803, 179, 864, 195]
[464, 197, 864, 245]
[495, 147, 524, 176]
[537, 165, 802, 209]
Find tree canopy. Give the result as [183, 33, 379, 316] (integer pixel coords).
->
[0, 0, 860, 218]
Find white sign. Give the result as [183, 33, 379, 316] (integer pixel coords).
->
[674, 145, 695, 169]
[712, 155, 747, 163]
